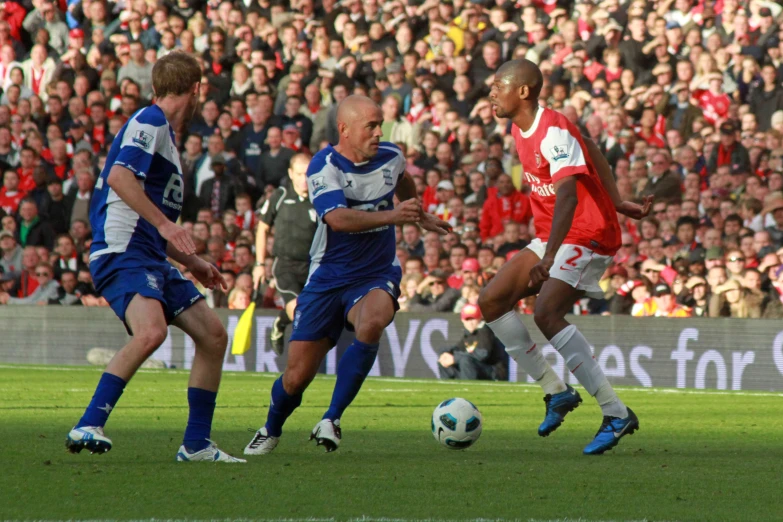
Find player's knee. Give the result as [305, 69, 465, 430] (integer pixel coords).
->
[354, 316, 389, 344]
[478, 286, 503, 322]
[282, 366, 315, 395]
[210, 323, 228, 358]
[135, 326, 168, 357]
[533, 300, 555, 332]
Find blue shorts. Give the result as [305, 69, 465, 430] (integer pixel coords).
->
[92, 255, 203, 334]
[290, 277, 400, 343]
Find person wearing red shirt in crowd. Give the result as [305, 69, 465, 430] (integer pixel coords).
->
[16, 147, 38, 192]
[707, 121, 752, 174]
[446, 244, 468, 289]
[0, 169, 24, 214]
[47, 138, 70, 180]
[697, 73, 731, 125]
[421, 168, 440, 214]
[479, 173, 532, 241]
[89, 101, 109, 153]
[635, 107, 666, 148]
[479, 59, 652, 455]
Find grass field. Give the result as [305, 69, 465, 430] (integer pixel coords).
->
[1, 365, 782, 522]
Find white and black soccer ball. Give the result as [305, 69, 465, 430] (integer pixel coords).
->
[431, 398, 482, 450]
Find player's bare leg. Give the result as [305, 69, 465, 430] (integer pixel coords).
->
[313, 289, 395, 452]
[67, 296, 168, 454]
[479, 250, 567, 394]
[105, 296, 169, 381]
[245, 337, 332, 455]
[174, 300, 228, 392]
[172, 300, 245, 462]
[534, 278, 639, 454]
[270, 298, 298, 356]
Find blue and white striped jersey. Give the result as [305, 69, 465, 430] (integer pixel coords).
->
[89, 105, 184, 267]
[305, 142, 405, 289]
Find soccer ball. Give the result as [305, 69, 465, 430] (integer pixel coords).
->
[431, 398, 482, 450]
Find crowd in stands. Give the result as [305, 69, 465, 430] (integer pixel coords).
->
[4, 0, 783, 320]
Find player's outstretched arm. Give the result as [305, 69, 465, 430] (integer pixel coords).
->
[583, 136, 653, 220]
[396, 171, 451, 235]
[529, 177, 578, 287]
[324, 198, 421, 233]
[107, 165, 196, 255]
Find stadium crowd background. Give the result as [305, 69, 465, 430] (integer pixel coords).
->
[2, 0, 783, 320]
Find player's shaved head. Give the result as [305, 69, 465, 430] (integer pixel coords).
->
[496, 59, 543, 99]
[490, 59, 544, 120]
[335, 95, 384, 163]
[337, 95, 380, 127]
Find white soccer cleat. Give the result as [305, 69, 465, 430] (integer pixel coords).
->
[176, 440, 246, 463]
[66, 426, 113, 454]
[310, 419, 341, 452]
[244, 427, 280, 455]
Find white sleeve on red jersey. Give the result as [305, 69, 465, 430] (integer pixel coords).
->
[540, 125, 589, 183]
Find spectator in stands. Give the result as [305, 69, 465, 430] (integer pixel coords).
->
[640, 151, 681, 202]
[710, 278, 762, 318]
[17, 198, 54, 249]
[401, 223, 424, 258]
[437, 303, 506, 381]
[0, 261, 57, 304]
[199, 155, 237, 218]
[0, 229, 21, 275]
[258, 127, 294, 189]
[407, 270, 460, 313]
[42, 177, 68, 235]
[708, 122, 752, 174]
[64, 169, 94, 226]
[479, 173, 531, 241]
[48, 269, 81, 305]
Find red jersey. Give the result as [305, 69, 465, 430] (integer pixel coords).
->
[479, 190, 533, 241]
[697, 90, 730, 125]
[511, 107, 621, 256]
[0, 188, 25, 214]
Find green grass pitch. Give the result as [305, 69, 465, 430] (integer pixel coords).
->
[1, 365, 782, 521]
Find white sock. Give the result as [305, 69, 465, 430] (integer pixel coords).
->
[550, 324, 628, 418]
[487, 311, 566, 395]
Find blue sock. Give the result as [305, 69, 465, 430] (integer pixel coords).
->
[76, 372, 127, 428]
[183, 388, 217, 452]
[265, 376, 302, 437]
[324, 339, 379, 421]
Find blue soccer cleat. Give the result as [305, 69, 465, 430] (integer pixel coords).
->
[583, 407, 640, 455]
[538, 385, 582, 437]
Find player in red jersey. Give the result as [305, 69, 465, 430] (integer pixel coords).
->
[479, 59, 652, 455]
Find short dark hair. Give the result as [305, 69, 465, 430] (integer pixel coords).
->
[725, 213, 743, 226]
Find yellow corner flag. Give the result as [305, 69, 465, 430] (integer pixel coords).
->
[231, 284, 258, 355]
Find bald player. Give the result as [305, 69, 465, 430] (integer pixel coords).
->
[480, 59, 652, 455]
[245, 96, 450, 455]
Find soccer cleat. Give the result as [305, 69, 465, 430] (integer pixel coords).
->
[310, 419, 341, 452]
[270, 317, 285, 356]
[66, 426, 113, 454]
[538, 385, 582, 437]
[583, 407, 640, 455]
[176, 440, 246, 463]
[244, 427, 280, 455]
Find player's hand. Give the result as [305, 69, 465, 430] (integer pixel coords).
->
[392, 198, 421, 225]
[617, 195, 654, 220]
[0, 292, 9, 305]
[190, 258, 227, 291]
[159, 221, 196, 256]
[529, 255, 554, 288]
[420, 211, 452, 235]
[252, 265, 265, 288]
